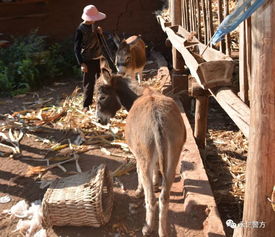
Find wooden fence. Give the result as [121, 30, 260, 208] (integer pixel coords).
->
[161, 1, 275, 236]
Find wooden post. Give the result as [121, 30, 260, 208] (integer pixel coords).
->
[171, 0, 189, 112]
[171, 0, 185, 70]
[189, 79, 209, 149]
[236, 1, 275, 236]
[194, 95, 209, 149]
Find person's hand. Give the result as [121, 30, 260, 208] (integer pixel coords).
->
[81, 63, 88, 72]
[97, 26, 103, 35]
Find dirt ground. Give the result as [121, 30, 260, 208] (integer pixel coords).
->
[0, 70, 207, 237]
[0, 64, 247, 237]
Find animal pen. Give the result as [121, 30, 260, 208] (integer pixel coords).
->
[157, 0, 274, 236]
[0, 0, 274, 236]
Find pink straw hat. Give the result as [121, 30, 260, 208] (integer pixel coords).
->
[81, 5, 106, 22]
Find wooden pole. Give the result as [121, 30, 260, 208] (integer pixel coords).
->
[207, 0, 214, 45]
[237, 1, 275, 236]
[196, 0, 202, 41]
[186, 0, 191, 31]
[181, 0, 186, 28]
[217, 0, 225, 52]
[194, 95, 209, 149]
[223, 0, 231, 55]
[239, 19, 250, 105]
[202, 0, 207, 44]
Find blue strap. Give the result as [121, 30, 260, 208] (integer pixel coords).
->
[210, 0, 266, 44]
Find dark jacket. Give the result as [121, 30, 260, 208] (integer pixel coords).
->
[74, 23, 102, 65]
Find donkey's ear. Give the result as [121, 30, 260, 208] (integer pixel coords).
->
[101, 67, 112, 85]
[119, 39, 128, 49]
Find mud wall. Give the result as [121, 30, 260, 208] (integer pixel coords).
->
[0, 0, 167, 50]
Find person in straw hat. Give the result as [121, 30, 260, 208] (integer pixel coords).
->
[74, 5, 106, 112]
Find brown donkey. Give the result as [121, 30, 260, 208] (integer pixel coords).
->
[95, 69, 186, 236]
[115, 35, 146, 84]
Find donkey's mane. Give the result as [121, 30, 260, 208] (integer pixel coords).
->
[115, 75, 144, 96]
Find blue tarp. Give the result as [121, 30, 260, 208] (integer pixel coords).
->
[210, 0, 266, 44]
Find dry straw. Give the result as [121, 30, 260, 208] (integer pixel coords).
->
[42, 164, 113, 227]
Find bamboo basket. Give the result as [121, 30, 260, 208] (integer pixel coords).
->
[42, 164, 113, 227]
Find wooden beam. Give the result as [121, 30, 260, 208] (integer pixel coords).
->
[209, 87, 250, 138]
[236, 1, 275, 236]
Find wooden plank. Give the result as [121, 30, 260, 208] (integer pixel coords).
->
[209, 87, 250, 138]
[236, 1, 275, 236]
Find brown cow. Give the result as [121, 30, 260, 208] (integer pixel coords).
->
[95, 69, 186, 236]
[115, 35, 146, 84]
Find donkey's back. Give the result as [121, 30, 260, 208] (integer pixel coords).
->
[125, 88, 186, 237]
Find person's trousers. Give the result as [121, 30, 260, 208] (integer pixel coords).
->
[82, 59, 101, 108]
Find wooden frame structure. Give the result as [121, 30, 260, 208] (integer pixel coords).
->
[159, 0, 275, 236]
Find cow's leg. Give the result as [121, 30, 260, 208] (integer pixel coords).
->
[140, 164, 156, 236]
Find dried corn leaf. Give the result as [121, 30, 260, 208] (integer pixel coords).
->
[26, 166, 48, 176]
[51, 144, 68, 151]
[112, 160, 136, 177]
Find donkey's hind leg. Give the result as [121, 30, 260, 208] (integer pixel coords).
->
[140, 164, 157, 236]
[135, 162, 144, 198]
[158, 150, 180, 237]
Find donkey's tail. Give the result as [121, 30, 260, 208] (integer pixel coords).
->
[154, 124, 167, 177]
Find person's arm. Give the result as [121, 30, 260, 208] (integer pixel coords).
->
[74, 28, 84, 65]
[74, 28, 87, 72]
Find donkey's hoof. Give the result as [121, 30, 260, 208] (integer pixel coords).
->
[135, 189, 144, 198]
[142, 224, 153, 236]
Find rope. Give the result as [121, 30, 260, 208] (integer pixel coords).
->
[98, 32, 118, 73]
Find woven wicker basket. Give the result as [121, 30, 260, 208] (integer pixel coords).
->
[42, 164, 113, 227]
